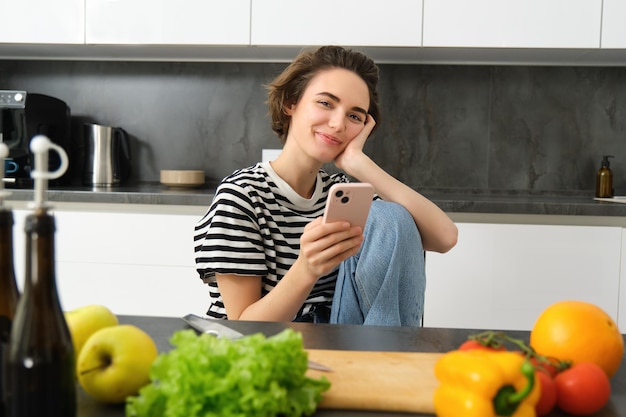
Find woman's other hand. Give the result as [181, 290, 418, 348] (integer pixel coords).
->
[334, 114, 376, 174]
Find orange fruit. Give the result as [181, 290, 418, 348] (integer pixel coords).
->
[530, 300, 623, 378]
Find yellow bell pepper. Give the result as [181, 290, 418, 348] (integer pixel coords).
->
[434, 349, 540, 417]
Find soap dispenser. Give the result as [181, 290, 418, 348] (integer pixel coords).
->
[596, 155, 614, 198]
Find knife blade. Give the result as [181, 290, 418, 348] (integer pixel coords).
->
[183, 313, 248, 339]
[182, 314, 332, 372]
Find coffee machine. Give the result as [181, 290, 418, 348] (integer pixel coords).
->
[0, 90, 72, 187]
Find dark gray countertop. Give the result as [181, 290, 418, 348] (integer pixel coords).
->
[5, 182, 626, 217]
[5, 183, 217, 207]
[76, 316, 626, 417]
[427, 190, 626, 217]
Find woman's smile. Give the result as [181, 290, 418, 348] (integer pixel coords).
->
[316, 130, 342, 147]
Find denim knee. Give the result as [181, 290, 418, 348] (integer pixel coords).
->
[332, 199, 426, 326]
[366, 200, 423, 250]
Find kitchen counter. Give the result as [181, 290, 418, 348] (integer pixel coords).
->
[4, 183, 218, 207]
[6, 182, 626, 218]
[78, 315, 626, 417]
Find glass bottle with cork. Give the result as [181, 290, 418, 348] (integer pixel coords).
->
[0, 143, 20, 417]
[5, 136, 76, 417]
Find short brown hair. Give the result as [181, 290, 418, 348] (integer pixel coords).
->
[267, 45, 381, 143]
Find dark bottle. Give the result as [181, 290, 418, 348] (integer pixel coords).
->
[5, 208, 76, 417]
[595, 155, 614, 198]
[0, 208, 20, 417]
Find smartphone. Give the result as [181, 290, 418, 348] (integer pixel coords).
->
[322, 183, 374, 229]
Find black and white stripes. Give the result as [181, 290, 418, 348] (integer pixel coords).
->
[194, 161, 348, 320]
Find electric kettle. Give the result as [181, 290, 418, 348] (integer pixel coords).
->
[83, 123, 131, 186]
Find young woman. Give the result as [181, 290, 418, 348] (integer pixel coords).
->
[194, 46, 458, 326]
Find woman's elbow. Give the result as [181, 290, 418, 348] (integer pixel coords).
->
[434, 223, 458, 254]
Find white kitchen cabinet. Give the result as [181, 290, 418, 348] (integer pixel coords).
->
[251, 0, 422, 47]
[86, 0, 250, 45]
[422, 0, 602, 48]
[12, 207, 210, 318]
[601, 0, 626, 48]
[424, 223, 622, 331]
[0, 0, 84, 44]
[618, 230, 626, 327]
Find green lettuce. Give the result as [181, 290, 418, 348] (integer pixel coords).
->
[126, 328, 330, 417]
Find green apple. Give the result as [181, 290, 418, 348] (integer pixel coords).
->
[77, 324, 158, 403]
[65, 304, 119, 361]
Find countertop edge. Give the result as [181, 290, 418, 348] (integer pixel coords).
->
[5, 185, 626, 224]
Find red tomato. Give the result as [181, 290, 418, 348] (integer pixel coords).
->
[458, 340, 506, 351]
[535, 370, 557, 416]
[554, 362, 611, 416]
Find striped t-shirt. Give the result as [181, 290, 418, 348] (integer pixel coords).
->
[194, 161, 349, 320]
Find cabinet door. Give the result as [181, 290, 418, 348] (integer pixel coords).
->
[601, 0, 626, 48]
[424, 223, 621, 331]
[0, 0, 84, 44]
[56, 263, 208, 317]
[251, 0, 422, 47]
[618, 229, 626, 327]
[423, 0, 602, 48]
[86, 0, 250, 45]
[12, 208, 210, 317]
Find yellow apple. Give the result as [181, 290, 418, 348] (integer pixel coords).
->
[77, 324, 158, 403]
[65, 304, 119, 361]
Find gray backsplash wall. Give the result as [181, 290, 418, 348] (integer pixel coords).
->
[1, 60, 625, 194]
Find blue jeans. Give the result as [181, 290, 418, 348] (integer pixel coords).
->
[328, 200, 426, 327]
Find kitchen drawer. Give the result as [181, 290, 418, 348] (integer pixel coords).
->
[0, 0, 84, 44]
[57, 262, 209, 317]
[423, 0, 602, 48]
[251, 0, 422, 47]
[424, 222, 621, 331]
[86, 0, 250, 45]
[12, 208, 200, 275]
[601, 0, 626, 48]
[12, 208, 208, 317]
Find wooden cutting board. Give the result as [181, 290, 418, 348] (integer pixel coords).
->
[305, 349, 444, 413]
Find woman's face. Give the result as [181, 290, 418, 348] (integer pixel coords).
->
[285, 68, 370, 164]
